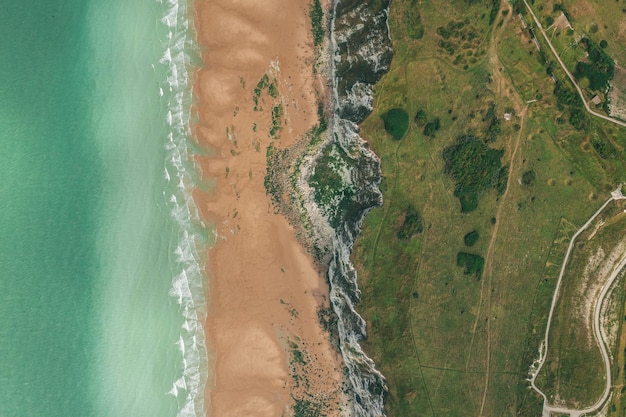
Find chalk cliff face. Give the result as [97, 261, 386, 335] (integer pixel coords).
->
[262, 1, 393, 414]
[333, 0, 393, 123]
[319, 0, 393, 415]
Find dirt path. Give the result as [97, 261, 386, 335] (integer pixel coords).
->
[463, 3, 530, 413]
[480, 109, 527, 415]
[522, 0, 626, 129]
[529, 188, 626, 417]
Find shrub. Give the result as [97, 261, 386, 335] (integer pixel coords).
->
[309, 0, 324, 46]
[457, 252, 485, 279]
[521, 170, 536, 186]
[405, 0, 425, 40]
[381, 108, 410, 140]
[574, 37, 614, 92]
[423, 118, 441, 137]
[397, 206, 424, 239]
[414, 109, 427, 126]
[442, 135, 506, 212]
[464, 230, 479, 247]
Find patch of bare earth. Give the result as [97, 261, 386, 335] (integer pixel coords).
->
[608, 66, 626, 121]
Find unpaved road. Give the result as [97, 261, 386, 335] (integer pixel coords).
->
[529, 188, 626, 416]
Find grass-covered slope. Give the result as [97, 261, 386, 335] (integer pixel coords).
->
[352, 0, 626, 416]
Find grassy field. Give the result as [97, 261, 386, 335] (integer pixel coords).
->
[528, 0, 626, 119]
[535, 201, 626, 408]
[351, 0, 626, 415]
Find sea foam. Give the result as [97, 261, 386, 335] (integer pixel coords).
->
[157, 0, 208, 416]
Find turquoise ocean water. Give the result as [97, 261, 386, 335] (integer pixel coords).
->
[0, 1, 208, 416]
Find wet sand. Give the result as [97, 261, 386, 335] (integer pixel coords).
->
[192, 0, 343, 415]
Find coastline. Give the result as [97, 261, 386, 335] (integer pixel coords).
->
[191, 0, 344, 415]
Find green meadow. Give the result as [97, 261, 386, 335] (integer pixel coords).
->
[351, 0, 626, 415]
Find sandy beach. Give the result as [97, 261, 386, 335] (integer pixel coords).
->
[192, 0, 343, 415]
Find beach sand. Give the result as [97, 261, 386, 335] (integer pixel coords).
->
[192, 0, 344, 415]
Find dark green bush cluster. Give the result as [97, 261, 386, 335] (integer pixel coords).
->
[483, 102, 501, 142]
[414, 109, 441, 137]
[574, 37, 614, 92]
[591, 137, 617, 159]
[397, 206, 424, 239]
[488, 0, 501, 25]
[442, 135, 507, 212]
[436, 19, 481, 59]
[253, 74, 270, 110]
[309, 0, 324, 47]
[464, 230, 479, 247]
[308, 143, 361, 228]
[553, 80, 587, 130]
[308, 144, 348, 208]
[423, 118, 441, 137]
[404, 0, 424, 39]
[270, 104, 283, 138]
[457, 252, 485, 279]
[521, 169, 536, 186]
[293, 398, 324, 417]
[414, 109, 427, 126]
[381, 108, 410, 140]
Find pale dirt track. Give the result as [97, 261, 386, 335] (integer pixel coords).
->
[529, 188, 626, 417]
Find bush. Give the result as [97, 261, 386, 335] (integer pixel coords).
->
[591, 137, 617, 159]
[442, 135, 506, 212]
[464, 230, 479, 247]
[521, 170, 536, 186]
[381, 108, 409, 140]
[309, 0, 324, 47]
[414, 109, 427, 126]
[423, 118, 441, 137]
[553, 80, 588, 130]
[397, 206, 424, 239]
[488, 0, 501, 25]
[405, 0, 425, 40]
[457, 252, 485, 279]
[574, 37, 614, 91]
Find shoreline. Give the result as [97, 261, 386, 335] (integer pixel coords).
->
[191, 0, 344, 415]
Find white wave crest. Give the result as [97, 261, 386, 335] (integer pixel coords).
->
[157, 0, 208, 416]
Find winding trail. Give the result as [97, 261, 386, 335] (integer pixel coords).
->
[529, 187, 626, 417]
[522, 0, 626, 129]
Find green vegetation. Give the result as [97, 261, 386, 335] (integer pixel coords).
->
[552, 3, 573, 23]
[397, 206, 424, 239]
[381, 108, 410, 140]
[289, 340, 307, 366]
[487, 0, 500, 25]
[253, 73, 270, 111]
[413, 109, 427, 126]
[435, 18, 486, 68]
[521, 169, 536, 186]
[456, 252, 485, 279]
[573, 37, 614, 92]
[553, 80, 588, 131]
[307, 143, 358, 228]
[464, 230, 479, 247]
[309, 0, 324, 47]
[442, 135, 507, 212]
[403, 0, 424, 39]
[483, 102, 501, 142]
[270, 103, 283, 138]
[422, 117, 440, 137]
[293, 398, 325, 417]
[350, 0, 626, 416]
[536, 205, 626, 407]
